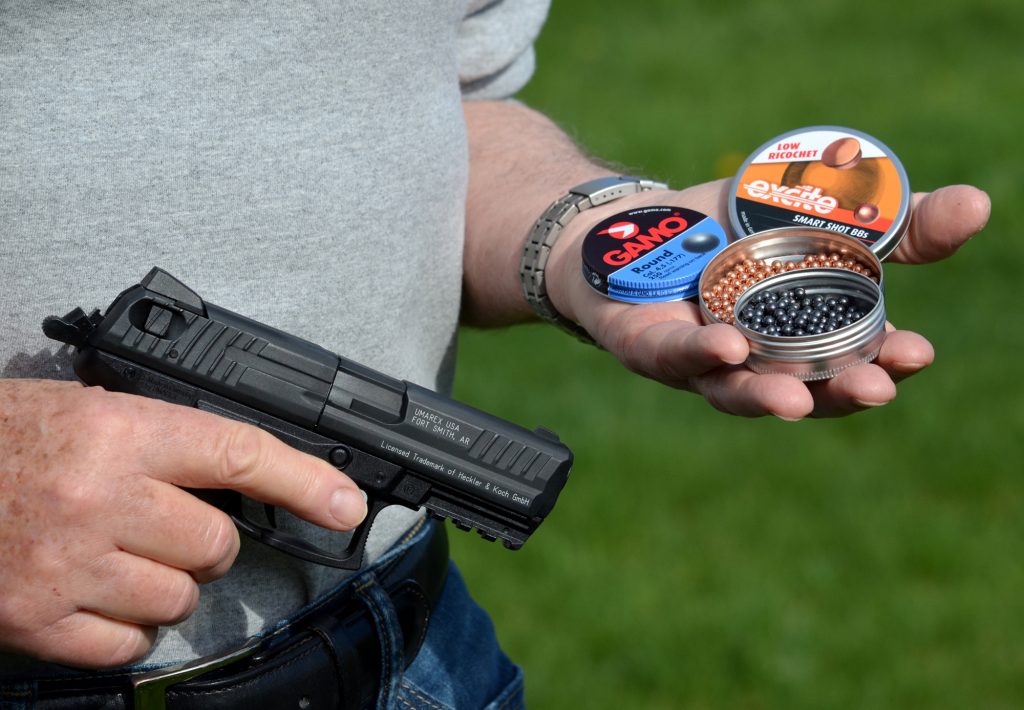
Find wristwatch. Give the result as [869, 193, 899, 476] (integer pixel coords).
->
[519, 175, 669, 345]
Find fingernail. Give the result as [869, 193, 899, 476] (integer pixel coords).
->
[776, 415, 804, 422]
[330, 488, 368, 528]
[892, 361, 927, 374]
[853, 399, 888, 409]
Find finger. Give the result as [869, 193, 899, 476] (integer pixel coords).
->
[890, 185, 990, 264]
[80, 550, 200, 626]
[591, 299, 746, 375]
[611, 318, 749, 386]
[25, 611, 156, 669]
[121, 395, 367, 530]
[691, 366, 815, 420]
[806, 363, 897, 418]
[874, 329, 935, 383]
[113, 478, 240, 582]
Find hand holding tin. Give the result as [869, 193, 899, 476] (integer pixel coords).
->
[542, 178, 989, 420]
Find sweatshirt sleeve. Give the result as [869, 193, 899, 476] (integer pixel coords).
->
[458, 0, 551, 100]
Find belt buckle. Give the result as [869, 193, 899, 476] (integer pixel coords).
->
[130, 636, 262, 710]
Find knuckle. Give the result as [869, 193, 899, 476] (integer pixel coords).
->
[102, 626, 154, 668]
[51, 477, 108, 522]
[694, 373, 730, 415]
[652, 350, 694, 391]
[652, 345, 682, 383]
[192, 511, 239, 576]
[109, 637, 151, 667]
[83, 551, 126, 585]
[293, 463, 329, 507]
[27, 544, 71, 586]
[76, 394, 131, 438]
[217, 424, 267, 487]
[704, 390, 730, 415]
[161, 573, 201, 623]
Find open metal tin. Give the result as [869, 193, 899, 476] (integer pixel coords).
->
[731, 269, 885, 381]
[698, 227, 887, 380]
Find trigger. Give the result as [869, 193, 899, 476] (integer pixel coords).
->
[264, 504, 278, 528]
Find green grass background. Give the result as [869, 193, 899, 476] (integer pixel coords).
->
[449, 1, 1022, 708]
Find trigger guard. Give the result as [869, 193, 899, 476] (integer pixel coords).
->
[229, 499, 387, 571]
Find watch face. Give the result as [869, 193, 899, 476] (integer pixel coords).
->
[729, 126, 911, 260]
[581, 206, 729, 303]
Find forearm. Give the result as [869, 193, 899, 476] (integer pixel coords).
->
[461, 100, 615, 327]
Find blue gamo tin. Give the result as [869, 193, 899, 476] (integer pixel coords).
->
[581, 206, 729, 303]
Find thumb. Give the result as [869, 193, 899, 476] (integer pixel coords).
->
[890, 185, 990, 264]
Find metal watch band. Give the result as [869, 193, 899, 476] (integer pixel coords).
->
[519, 175, 669, 345]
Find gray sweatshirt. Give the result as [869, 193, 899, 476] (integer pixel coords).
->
[1, 0, 549, 668]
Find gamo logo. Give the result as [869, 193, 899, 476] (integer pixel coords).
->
[743, 180, 838, 215]
[602, 215, 689, 267]
[598, 221, 640, 240]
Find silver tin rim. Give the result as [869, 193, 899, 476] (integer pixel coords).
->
[731, 268, 886, 381]
[728, 126, 912, 262]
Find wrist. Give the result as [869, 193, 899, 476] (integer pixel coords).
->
[543, 187, 679, 329]
[519, 177, 672, 343]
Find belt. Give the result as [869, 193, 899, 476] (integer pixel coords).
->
[18, 519, 449, 710]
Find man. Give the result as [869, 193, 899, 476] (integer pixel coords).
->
[0, 0, 990, 707]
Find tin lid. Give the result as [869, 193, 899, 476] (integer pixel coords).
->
[729, 126, 911, 261]
[581, 206, 729, 303]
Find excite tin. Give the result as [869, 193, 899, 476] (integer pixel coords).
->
[729, 126, 911, 260]
[582, 206, 729, 303]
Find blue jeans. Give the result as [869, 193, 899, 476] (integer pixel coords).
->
[392, 562, 524, 710]
[356, 520, 524, 709]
